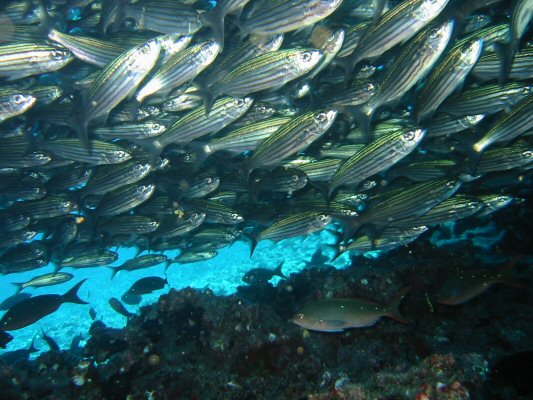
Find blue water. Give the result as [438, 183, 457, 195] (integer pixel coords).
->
[0, 230, 348, 355]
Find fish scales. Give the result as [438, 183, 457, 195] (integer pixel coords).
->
[154, 97, 253, 148]
[349, 0, 450, 67]
[77, 38, 161, 146]
[416, 38, 484, 121]
[246, 109, 337, 171]
[330, 128, 425, 192]
[213, 49, 323, 97]
[47, 29, 125, 67]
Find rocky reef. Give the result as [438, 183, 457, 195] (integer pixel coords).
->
[0, 201, 531, 400]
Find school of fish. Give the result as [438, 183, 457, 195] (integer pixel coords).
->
[0, 0, 531, 343]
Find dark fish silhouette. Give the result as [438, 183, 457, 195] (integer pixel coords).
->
[0, 330, 13, 349]
[0, 293, 32, 311]
[0, 339, 38, 364]
[109, 297, 136, 319]
[242, 262, 287, 286]
[0, 280, 88, 331]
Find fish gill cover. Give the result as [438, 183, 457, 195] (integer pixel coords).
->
[0, 0, 532, 398]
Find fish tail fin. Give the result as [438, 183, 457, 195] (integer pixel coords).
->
[68, 114, 90, 150]
[499, 255, 526, 288]
[239, 159, 253, 184]
[28, 338, 38, 353]
[193, 80, 215, 116]
[327, 184, 340, 205]
[335, 56, 356, 83]
[456, 142, 483, 176]
[494, 41, 514, 85]
[353, 103, 375, 138]
[499, 272, 526, 289]
[385, 286, 410, 324]
[11, 282, 23, 294]
[241, 231, 259, 257]
[323, 243, 344, 262]
[62, 279, 88, 305]
[203, 8, 225, 51]
[371, 0, 386, 23]
[110, 267, 119, 280]
[35, 0, 61, 35]
[187, 141, 212, 170]
[340, 218, 362, 242]
[274, 261, 287, 279]
[307, 181, 329, 201]
[325, 228, 343, 245]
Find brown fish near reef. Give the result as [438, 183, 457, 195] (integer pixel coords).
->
[0, 280, 88, 331]
[435, 257, 525, 305]
[293, 287, 410, 332]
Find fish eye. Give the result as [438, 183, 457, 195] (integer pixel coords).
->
[296, 313, 304, 320]
[235, 99, 245, 107]
[12, 94, 26, 104]
[51, 50, 65, 60]
[365, 83, 376, 91]
[402, 131, 415, 141]
[315, 112, 327, 123]
[429, 29, 439, 39]
[301, 51, 313, 62]
[124, 18, 138, 29]
[446, 180, 457, 188]
[523, 151, 532, 159]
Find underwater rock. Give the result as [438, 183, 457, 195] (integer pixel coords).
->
[0, 232, 530, 399]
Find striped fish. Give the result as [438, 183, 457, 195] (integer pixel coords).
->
[0, 43, 74, 80]
[250, 211, 332, 256]
[136, 41, 220, 102]
[240, 0, 342, 36]
[82, 160, 153, 196]
[244, 109, 337, 175]
[347, 0, 450, 69]
[473, 93, 533, 152]
[210, 49, 323, 98]
[203, 34, 284, 86]
[416, 38, 483, 122]
[359, 20, 453, 129]
[393, 195, 484, 228]
[329, 128, 426, 195]
[0, 89, 36, 123]
[472, 46, 533, 81]
[123, 0, 204, 35]
[344, 178, 462, 238]
[440, 83, 533, 117]
[40, 139, 132, 165]
[142, 97, 253, 154]
[476, 140, 533, 174]
[47, 29, 125, 67]
[95, 183, 156, 217]
[75, 38, 161, 148]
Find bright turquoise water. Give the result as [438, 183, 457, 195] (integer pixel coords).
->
[0, 230, 347, 355]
